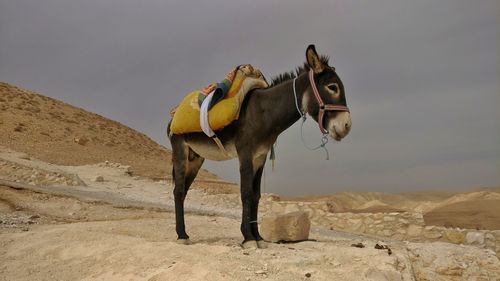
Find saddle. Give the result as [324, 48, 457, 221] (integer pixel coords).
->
[169, 64, 268, 137]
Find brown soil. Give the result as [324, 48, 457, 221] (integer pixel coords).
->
[424, 199, 500, 230]
[0, 82, 218, 180]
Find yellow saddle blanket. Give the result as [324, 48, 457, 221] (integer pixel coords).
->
[169, 64, 268, 135]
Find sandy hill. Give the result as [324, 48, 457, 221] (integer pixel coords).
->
[285, 191, 454, 212]
[286, 187, 499, 211]
[0, 81, 220, 181]
[424, 198, 500, 230]
[285, 188, 500, 229]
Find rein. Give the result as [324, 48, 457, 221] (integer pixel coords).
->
[292, 70, 350, 160]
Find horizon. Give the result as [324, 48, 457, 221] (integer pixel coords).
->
[1, 0, 498, 196]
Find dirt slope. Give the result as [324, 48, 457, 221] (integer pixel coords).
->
[424, 199, 500, 230]
[0, 82, 218, 180]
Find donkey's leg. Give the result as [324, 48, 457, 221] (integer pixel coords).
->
[239, 153, 268, 248]
[171, 135, 192, 242]
[250, 155, 267, 247]
[238, 155, 258, 248]
[173, 146, 205, 243]
[185, 149, 205, 191]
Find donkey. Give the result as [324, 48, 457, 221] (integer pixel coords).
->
[167, 45, 351, 248]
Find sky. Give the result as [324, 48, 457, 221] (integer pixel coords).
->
[1, 0, 499, 196]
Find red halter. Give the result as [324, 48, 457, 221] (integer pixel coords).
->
[308, 69, 350, 134]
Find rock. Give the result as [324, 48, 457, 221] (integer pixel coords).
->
[13, 125, 24, 132]
[348, 219, 365, 232]
[375, 241, 392, 255]
[381, 229, 393, 237]
[407, 242, 500, 280]
[254, 270, 267, 275]
[423, 227, 442, 239]
[283, 204, 300, 213]
[364, 268, 402, 281]
[351, 242, 365, 248]
[19, 154, 31, 160]
[260, 211, 310, 242]
[444, 229, 465, 244]
[73, 137, 89, 145]
[364, 217, 374, 225]
[396, 228, 406, 234]
[465, 232, 485, 246]
[399, 218, 409, 224]
[485, 233, 495, 241]
[93, 176, 104, 182]
[383, 216, 396, 222]
[485, 233, 496, 249]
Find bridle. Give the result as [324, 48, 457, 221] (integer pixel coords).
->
[308, 69, 350, 134]
[292, 69, 349, 160]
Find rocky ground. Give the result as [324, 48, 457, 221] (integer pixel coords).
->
[1, 148, 500, 281]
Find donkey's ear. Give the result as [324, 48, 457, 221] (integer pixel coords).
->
[306, 44, 325, 74]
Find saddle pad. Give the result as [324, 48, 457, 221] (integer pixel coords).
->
[169, 65, 268, 135]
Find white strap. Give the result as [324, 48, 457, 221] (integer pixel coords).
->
[200, 91, 216, 137]
[199, 91, 229, 155]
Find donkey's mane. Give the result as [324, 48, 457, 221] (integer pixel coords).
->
[270, 55, 330, 87]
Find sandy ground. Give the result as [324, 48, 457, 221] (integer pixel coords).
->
[0, 149, 419, 280]
[2, 185, 500, 281]
[0, 187, 418, 281]
[1, 148, 500, 280]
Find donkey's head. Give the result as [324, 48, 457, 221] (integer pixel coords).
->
[304, 45, 351, 141]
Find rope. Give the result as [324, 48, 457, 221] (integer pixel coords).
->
[263, 164, 266, 193]
[270, 144, 276, 171]
[293, 77, 331, 160]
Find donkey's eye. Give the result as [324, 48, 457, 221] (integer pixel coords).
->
[327, 84, 338, 93]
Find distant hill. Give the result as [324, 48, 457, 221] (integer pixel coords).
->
[0, 82, 220, 181]
[284, 188, 500, 213]
[424, 198, 500, 230]
[282, 188, 500, 229]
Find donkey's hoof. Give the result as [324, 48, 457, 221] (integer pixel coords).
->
[241, 240, 258, 249]
[177, 238, 191, 245]
[257, 240, 269, 249]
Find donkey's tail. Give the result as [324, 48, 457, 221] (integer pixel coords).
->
[171, 165, 175, 182]
[166, 121, 173, 138]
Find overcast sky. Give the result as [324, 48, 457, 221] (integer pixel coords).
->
[1, 0, 498, 196]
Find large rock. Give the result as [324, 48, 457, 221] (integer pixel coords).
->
[407, 242, 500, 280]
[444, 229, 466, 244]
[260, 211, 310, 242]
[93, 176, 104, 182]
[407, 225, 423, 237]
[465, 232, 485, 246]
